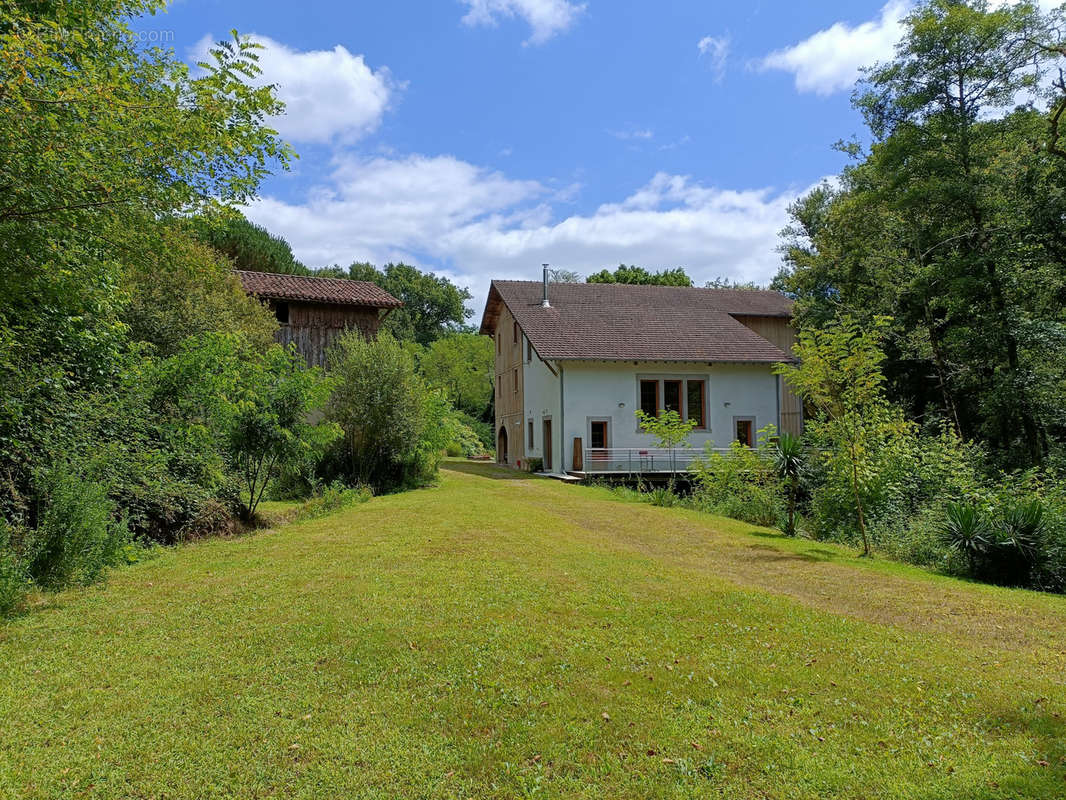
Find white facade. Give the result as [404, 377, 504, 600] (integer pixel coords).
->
[521, 339, 783, 473]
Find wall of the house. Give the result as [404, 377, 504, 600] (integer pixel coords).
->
[271, 301, 382, 368]
[734, 315, 803, 436]
[554, 361, 780, 472]
[521, 341, 562, 471]
[492, 303, 526, 466]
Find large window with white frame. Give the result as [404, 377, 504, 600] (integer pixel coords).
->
[637, 376, 708, 430]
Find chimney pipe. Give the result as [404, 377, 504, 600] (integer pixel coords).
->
[541, 263, 551, 308]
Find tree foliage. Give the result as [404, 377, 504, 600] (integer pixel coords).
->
[122, 222, 277, 356]
[227, 347, 339, 520]
[776, 317, 914, 556]
[325, 333, 443, 491]
[587, 265, 693, 286]
[191, 212, 308, 275]
[347, 262, 473, 345]
[420, 333, 494, 420]
[774, 0, 1066, 468]
[0, 0, 296, 605]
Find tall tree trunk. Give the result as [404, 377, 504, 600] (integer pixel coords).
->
[923, 302, 963, 437]
[984, 257, 1045, 466]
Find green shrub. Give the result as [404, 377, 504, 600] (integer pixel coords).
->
[932, 487, 1064, 591]
[326, 333, 448, 492]
[28, 468, 129, 590]
[456, 413, 494, 453]
[295, 481, 372, 521]
[689, 438, 785, 528]
[992, 500, 1046, 582]
[772, 432, 806, 536]
[807, 423, 982, 550]
[0, 522, 29, 617]
[227, 345, 340, 520]
[646, 487, 679, 507]
[938, 502, 993, 574]
[442, 409, 490, 458]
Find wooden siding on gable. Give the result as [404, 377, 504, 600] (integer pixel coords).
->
[272, 300, 382, 368]
[492, 302, 525, 466]
[735, 315, 803, 437]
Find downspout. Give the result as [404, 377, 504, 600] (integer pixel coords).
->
[776, 373, 782, 434]
[558, 362, 565, 472]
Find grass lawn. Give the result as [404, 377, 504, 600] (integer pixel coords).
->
[2, 461, 1065, 799]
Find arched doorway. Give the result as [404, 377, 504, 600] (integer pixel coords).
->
[497, 426, 508, 465]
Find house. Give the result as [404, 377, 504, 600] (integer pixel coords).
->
[237, 270, 402, 367]
[479, 271, 802, 476]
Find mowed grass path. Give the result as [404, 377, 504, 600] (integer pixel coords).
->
[2, 463, 1065, 799]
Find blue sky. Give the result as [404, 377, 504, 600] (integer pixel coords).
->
[149, 0, 923, 310]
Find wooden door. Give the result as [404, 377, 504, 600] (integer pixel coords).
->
[542, 419, 552, 471]
[735, 418, 754, 447]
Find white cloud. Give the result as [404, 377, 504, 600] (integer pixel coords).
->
[191, 34, 396, 143]
[245, 155, 811, 308]
[697, 35, 730, 83]
[245, 154, 545, 268]
[758, 1, 910, 95]
[460, 0, 586, 45]
[609, 128, 654, 141]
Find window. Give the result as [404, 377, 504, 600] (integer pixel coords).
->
[663, 380, 682, 414]
[274, 302, 290, 324]
[526, 339, 533, 362]
[513, 321, 518, 344]
[590, 420, 608, 449]
[513, 368, 518, 394]
[638, 377, 708, 428]
[735, 417, 755, 447]
[639, 380, 659, 417]
[687, 380, 706, 429]
[528, 419, 534, 446]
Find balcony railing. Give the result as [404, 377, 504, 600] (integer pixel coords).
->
[580, 447, 731, 474]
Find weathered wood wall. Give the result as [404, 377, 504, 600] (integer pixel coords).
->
[273, 301, 383, 368]
[735, 315, 804, 437]
[492, 303, 525, 465]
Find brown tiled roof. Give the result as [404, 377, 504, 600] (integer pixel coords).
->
[479, 281, 793, 363]
[236, 270, 402, 309]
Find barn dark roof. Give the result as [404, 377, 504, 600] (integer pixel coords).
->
[236, 270, 402, 309]
[479, 280, 793, 363]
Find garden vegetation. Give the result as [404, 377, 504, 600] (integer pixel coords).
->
[0, 0, 491, 618]
[611, 1, 1066, 595]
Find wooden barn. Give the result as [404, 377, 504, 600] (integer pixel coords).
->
[237, 270, 402, 367]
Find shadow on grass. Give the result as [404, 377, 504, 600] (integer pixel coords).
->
[745, 543, 841, 564]
[442, 460, 533, 481]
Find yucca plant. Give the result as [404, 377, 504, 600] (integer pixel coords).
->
[773, 432, 805, 537]
[991, 499, 1047, 585]
[998, 500, 1046, 562]
[939, 502, 991, 575]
